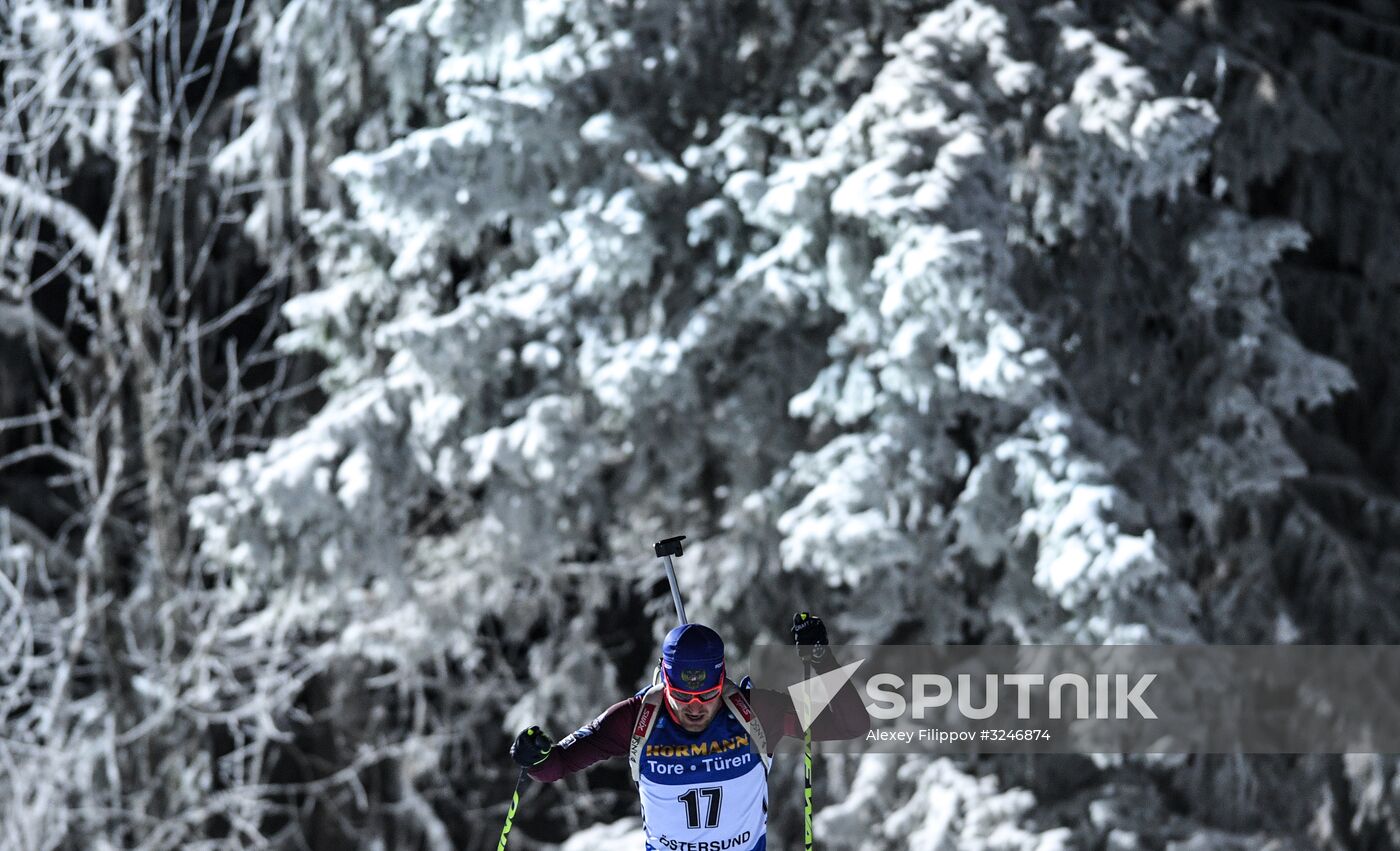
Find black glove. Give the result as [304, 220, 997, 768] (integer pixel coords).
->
[510, 726, 554, 768]
[791, 612, 828, 662]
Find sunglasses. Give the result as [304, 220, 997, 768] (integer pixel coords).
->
[667, 683, 724, 705]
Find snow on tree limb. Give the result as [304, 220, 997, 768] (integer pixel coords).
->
[0, 172, 131, 294]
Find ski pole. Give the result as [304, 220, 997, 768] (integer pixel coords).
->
[803, 656, 815, 851]
[654, 535, 688, 625]
[495, 767, 529, 851]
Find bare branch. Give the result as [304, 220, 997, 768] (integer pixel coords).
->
[0, 408, 59, 433]
[0, 302, 87, 373]
[0, 172, 132, 295]
[0, 509, 78, 577]
[0, 443, 93, 477]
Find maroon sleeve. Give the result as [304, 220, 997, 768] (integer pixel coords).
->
[748, 652, 871, 743]
[526, 695, 641, 782]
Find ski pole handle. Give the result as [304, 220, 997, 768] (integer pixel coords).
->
[654, 535, 688, 625]
[496, 767, 529, 851]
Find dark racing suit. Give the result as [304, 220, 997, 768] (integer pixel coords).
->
[527, 653, 870, 851]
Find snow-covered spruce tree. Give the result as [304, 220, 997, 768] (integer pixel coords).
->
[1125, 2, 1400, 845]
[189, 0, 847, 845]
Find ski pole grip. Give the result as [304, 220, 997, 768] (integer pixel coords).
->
[654, 535, 686, 558]
[654, 534, 688, 624]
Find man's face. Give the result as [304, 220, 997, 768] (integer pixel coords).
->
[666, 686, 722, 732]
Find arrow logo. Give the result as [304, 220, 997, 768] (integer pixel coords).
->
[787, 658, 865, 731]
